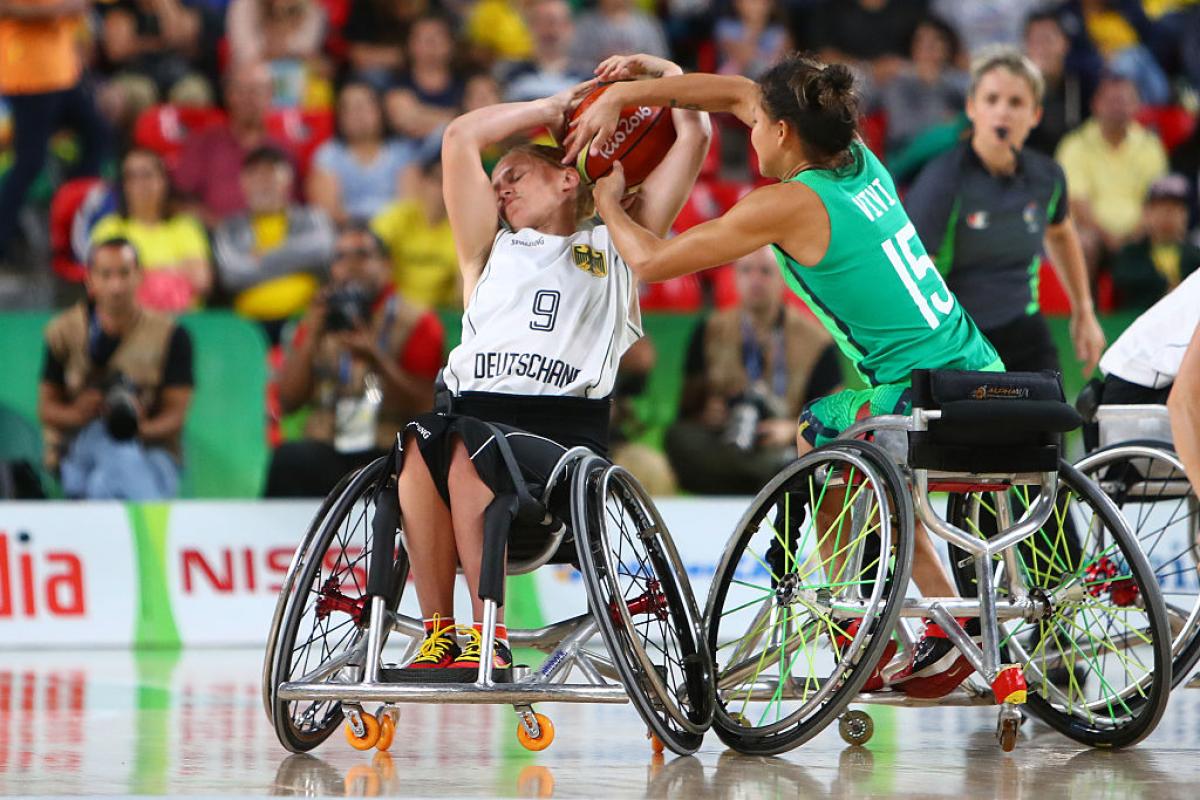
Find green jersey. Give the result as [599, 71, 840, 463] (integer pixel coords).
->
[772, 141, 999, 387]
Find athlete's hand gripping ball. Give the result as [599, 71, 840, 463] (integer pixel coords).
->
[592, 161, 627, 209]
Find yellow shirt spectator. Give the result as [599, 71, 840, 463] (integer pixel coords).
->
[372, 199, 459, 309]
[92, 213, 210, 273]
[1056, 119, 1168, 242]
[91, 213, 212, 312]
[233, 213, 320, 320]
[466, 0, 533, 60]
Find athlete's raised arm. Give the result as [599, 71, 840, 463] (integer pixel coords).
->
[442, 81, 595, 299]
[592, 55, 714, 237]
[563, 71, 757, 164]
[593, 162, 827, 283]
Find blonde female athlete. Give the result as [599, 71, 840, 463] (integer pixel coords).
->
[395, 56, 711, 677]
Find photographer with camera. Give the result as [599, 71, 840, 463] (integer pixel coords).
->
[664, 246, 842, 495]
[37, 239, 194, 499]
[265, 222, 445, 497]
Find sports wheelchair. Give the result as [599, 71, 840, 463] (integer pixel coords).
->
[1072, 396, 1200, 688]
[262, 445, 714, 756]
[703, 369, 1172, 756]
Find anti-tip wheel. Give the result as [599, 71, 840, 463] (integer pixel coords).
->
[517, 713, 555, 752]
[838, 710, 874, 746]
[375, 712, 395, 752]
[345, 713, 381, 751]
[998, 716, 1019, 753]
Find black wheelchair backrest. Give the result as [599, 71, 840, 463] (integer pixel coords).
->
[908, 369, 1082, 474]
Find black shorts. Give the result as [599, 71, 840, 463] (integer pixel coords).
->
[1101, 374, 1173, 405]
[400, 412, 571, 518]
[982, 313, 1062, 374]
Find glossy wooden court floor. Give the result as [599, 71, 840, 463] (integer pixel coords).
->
[2, 648, 1199, 798]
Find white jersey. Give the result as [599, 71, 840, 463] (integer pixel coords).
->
[1100, 268, 1200, 388]
[443, 224, 643, 399]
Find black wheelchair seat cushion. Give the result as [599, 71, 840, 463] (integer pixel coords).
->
[908, 369, 1081, 473]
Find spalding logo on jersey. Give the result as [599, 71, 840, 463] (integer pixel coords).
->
[572, 245, 608, 277]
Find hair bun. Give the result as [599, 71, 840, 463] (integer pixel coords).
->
[811, 65, 854, 110]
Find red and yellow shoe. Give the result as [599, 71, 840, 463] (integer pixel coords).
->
[404, 619, 461, 670]
[451, 626, 513, 676]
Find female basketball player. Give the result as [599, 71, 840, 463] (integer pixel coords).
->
[396, 57, 711, 675]
[566, 53, 1002, 697]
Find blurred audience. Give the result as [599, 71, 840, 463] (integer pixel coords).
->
[464, 0, 533, 66]
[930, 0, 1047, 55]
[384, 12, 464, 141]
[91, 148, 212, 312]
[1171, 118, 1200, 235]
[343, 0, 424, 91]
[804, 0, 925, 88]
[213, 145, 334, 344]
[569, 0, 669, 77]
[714, 0, 789, 79]
[1024, 10, 1091, 155]
[1112, 174, 1200, 310]
[97, 0, 207, 106]
[307, 81, 416, 226]
[665, 247, 841, 495]
[226, 0, 328, 108]
[496, 0, 588, 102]
[875, 14, 967, 160]
[610, 337, 678, 496]
[266, 221, 442, 497]
[1052, 0, 1171, 106]
[0, 0, 108, 263]
[1055, 72, 1168, 276]
[174, 61, 291, 227]
[38, 239, 193, 499]
[371, 147, 458, 309]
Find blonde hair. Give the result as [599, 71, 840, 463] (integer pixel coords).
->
[496, 143, 595, 224]
[969, 45, 1045, 104]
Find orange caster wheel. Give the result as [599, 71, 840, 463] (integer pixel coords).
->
[345, 713, 381, 750]
[516, 712, 555, 751]
[376, 713, 395, 752]
[648, 732, 664, 754]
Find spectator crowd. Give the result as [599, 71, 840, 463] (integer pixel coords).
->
[2, 0, 1200, 499]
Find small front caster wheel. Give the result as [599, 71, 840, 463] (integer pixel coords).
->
[838, 710, 874, 746]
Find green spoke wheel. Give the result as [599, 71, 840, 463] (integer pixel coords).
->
[946, 459, 1171, 748]
[1076, 442, 1200, 687]
[704, 440, 913, 755]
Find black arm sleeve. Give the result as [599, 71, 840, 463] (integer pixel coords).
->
[41, 343, 66, 387]
[903, 150, 962, 270]
[161, 327, 194, 388]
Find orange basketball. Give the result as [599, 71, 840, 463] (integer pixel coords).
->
[569, 84, 676, 187]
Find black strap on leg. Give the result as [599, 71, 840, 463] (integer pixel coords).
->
[474, 423, 548, 606]
[479, 492, 519, 606]
[367, 441, 402, 600]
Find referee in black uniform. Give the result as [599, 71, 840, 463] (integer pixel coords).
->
[906, 47, 1106, 376]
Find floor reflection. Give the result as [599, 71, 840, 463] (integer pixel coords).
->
[0, 648, 1197, 798]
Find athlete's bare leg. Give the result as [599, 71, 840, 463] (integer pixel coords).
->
[447, 438, 505, 625]
[397, 434, 457, 619]
[797, 432, 957, 598]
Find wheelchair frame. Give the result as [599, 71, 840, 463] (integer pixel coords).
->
[265, 447, 712, 755]
[704, 402, 1171, 754]
[1075, 403, 1200, 689]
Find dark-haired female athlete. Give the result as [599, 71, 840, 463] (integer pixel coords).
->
[567, 53, 1003, 697]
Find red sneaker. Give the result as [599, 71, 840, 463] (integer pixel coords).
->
[891, 618, 981, 699]
[833, 619, 896, 692]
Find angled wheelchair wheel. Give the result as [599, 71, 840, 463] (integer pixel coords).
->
[270, 457, 410, 753]
[947, 460, 1172, 748]
[1076, 441, 1200, 685]
[263, 468, 358, 723]
[704, 440, 914, 755]
[573, 457, 714, 756]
